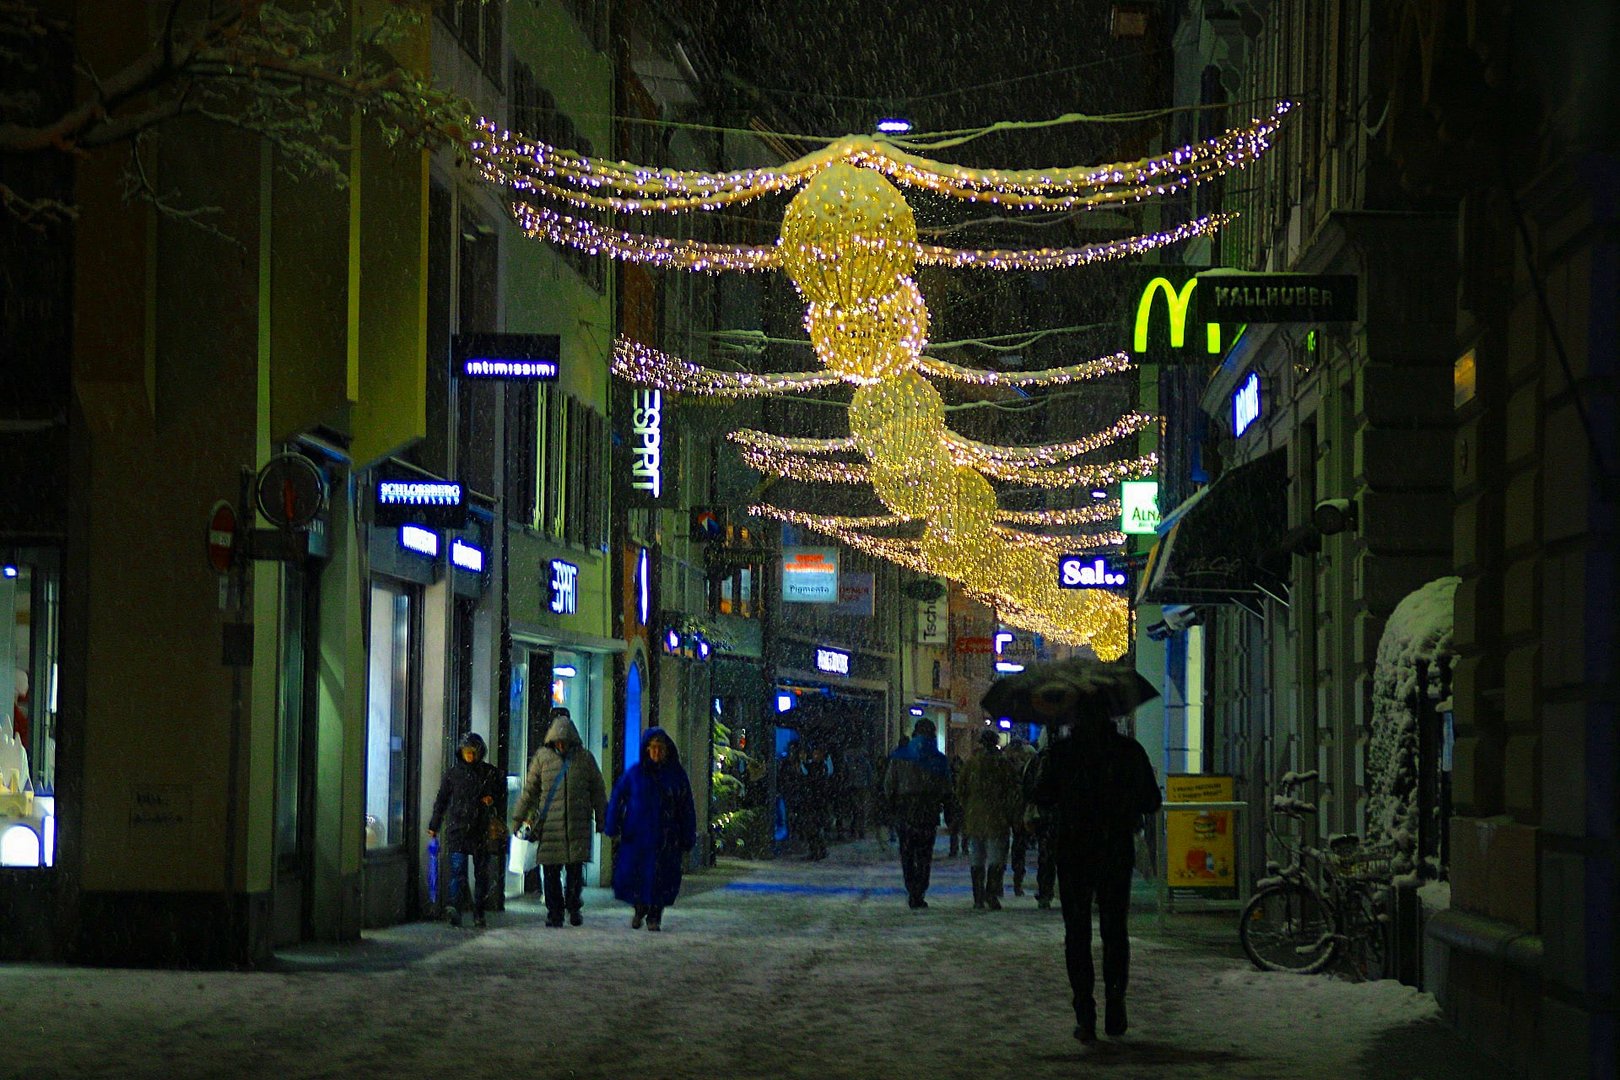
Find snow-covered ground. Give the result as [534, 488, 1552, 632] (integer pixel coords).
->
[3, 839, 1511, 1079]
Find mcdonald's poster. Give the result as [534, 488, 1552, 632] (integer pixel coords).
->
[1164, 774, 1237, 899]
[1127, 266, 1228, 364]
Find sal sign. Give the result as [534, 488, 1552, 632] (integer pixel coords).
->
[1058, 555, 1129, 590]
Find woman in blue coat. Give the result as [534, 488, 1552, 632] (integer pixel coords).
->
[606, 727, 696, 931]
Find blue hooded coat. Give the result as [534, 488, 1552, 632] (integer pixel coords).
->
[607, 727, 697, 908]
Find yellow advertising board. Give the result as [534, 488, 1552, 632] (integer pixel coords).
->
[1164, 774, 1237, 900]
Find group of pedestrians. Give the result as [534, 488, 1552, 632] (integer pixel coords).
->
[880, 711, 1161, 1045]
[426, 707, 697, 934]
[779, 739, 876, 859]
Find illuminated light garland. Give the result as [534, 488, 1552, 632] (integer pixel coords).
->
[747, 502, 1131, 655]
[849, 371, 947, 471]
[979, 451, 1161, 488]
[946, 413, 1158, 465]
[917, 351, 1133, 386]
[512, 199, 1232, 276]
[731, 414, 1155, 470]
[996, 501, 1121, 526]
[736, 446, 871, 484]
[611, 338, 842, 396]
[469, 102, 1291, 212]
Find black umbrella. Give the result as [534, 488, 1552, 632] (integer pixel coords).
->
[980, 657, 1159, 729]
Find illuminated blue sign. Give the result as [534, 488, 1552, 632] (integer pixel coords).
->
[549, 559, 579, 615]
[1058, 555, 1129, 590]
[375, 478, 464, 528]
[398, 525, 438, 558]
[814, 646, 851, 676]
[1233, 371, 1261, 437]
[450, 539, 484, 573]
[453, 333, 561, 381]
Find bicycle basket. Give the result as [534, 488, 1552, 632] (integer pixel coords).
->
[1336, 844, 1399, 881]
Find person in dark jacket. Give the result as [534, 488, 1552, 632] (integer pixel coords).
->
[427, 731, 504, 928]
[1036, 708, 1162, 1043]
[882, 718, 953, 908]
[606, 727, 696, 931]
[511, 708, 607, 927]
[798, 744, 831, 860]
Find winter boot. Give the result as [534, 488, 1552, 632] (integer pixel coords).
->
[1074, 998, 1098, 1044]
[1104, 989, 1128, 1037]
[970, 867, 986, 910]
[445, 905, 461, 928]
[985, 865, 1004, 910]
[1012, 871, 1026, 897]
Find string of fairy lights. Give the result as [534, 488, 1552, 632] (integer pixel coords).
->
[486, 100, 1294, 655]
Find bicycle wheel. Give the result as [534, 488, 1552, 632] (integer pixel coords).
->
[1240, 883, 1338, 973]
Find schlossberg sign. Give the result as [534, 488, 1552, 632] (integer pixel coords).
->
[621, 387, 675, 507]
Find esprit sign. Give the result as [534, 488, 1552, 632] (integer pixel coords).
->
[1130, 270, 1223, 363]
[814, 646, 851, 676]
[374, 478, 465, 528]
[629, 389, 664, 499]
[1233, 371, 1261, 437]
[1058, 555, 1129, 589]
[549, 559, 579, 615]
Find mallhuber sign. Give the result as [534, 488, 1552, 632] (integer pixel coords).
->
[1194, 272, 1357, 324]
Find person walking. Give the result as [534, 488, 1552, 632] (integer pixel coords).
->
[511, 708, 607, 928]
[956, 729, 1021, 910]
[1036, 708, 1162, 1043]
[882, 717, 952, 909]
[1003, 736, 1037, 896]
[841, 746, 874, 840]
[427, 731, 503, 928]
[799, 744, 832, 860]
[606, 727, 697, 932]
[944, 755, 965, 857]
[1021, 738, 1058, 910]
[779, 739, 806, 856]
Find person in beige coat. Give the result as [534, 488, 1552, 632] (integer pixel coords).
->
[512, 708, 607, 927]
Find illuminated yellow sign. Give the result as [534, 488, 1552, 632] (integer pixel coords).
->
[1132, 275, 1222, 359]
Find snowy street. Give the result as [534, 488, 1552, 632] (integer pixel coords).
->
[6, 840, 1511, 1080]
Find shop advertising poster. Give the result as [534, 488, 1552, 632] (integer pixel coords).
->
[781, 546, 839, 603]
[1164, 774, 1237, 900]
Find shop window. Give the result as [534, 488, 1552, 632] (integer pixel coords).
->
[1, 553, 60, 868]
[365, 584, 413, 851]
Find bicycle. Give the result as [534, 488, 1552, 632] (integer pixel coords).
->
[1238, 770, 1395, 976]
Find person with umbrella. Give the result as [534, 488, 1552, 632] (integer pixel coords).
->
[881, 717, 953, 908]
[984, 659, 1162, 1043]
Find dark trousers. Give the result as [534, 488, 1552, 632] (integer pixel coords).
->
[1035, 834, 1057, 901]
[1011, 827, 1029, 879]
[897, 825, 937, 901]
[542, 862, 584, 918]
[1056, 861, 1132, 1021]
[448, 848, 494, 914]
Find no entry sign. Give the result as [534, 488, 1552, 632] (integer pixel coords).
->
[206, 500, 237, 574]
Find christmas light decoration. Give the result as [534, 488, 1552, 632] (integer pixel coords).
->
[491, 102, 1296, 653]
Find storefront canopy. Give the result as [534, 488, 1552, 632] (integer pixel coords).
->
[1136, 448, 1291, 610]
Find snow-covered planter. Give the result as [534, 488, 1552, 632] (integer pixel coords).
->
[1365, 576, 1459, 871]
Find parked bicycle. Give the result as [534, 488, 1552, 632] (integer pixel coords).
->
[1239, 770, 1395, 976]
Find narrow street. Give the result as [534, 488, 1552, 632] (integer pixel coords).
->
[6, 840, 1511, 1080]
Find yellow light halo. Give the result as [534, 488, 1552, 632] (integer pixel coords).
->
[928, 465, 998, 540]
[736, 446, 872, 484]
[805, 277, 929, 384]
[847, 369, 946, 467]
[870, 458, 952, 518]
[779, 164, 917, 306]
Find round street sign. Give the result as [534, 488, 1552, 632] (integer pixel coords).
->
[206, 500, 237, 574]
[255, 453, 325, 529]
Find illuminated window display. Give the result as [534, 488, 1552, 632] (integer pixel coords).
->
[0, 552, 59, 868]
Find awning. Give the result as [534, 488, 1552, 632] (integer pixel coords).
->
[1136, 448, 1290, 610]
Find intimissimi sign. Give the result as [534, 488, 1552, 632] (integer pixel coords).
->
[621, 388, 675, 507]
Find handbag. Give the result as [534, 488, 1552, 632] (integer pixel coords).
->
[517, 756, 571, 841]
